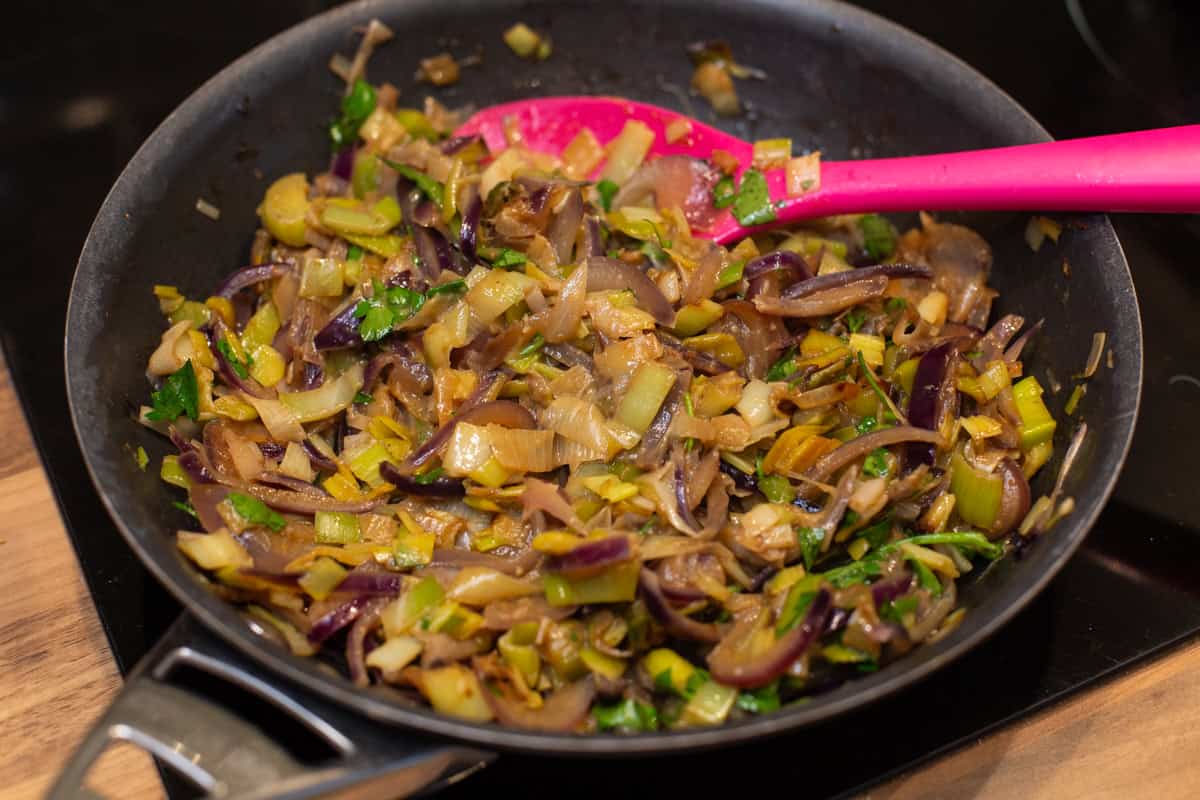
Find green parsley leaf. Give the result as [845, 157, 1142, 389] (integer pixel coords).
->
[173, 500, 199, 520]
[654, 669, 675, 693]
[354, 281, 427, 342]
[796, 526, 824, 571]
[731, 169, 777, 227]
[489, 248, 528, 269]
[227, 492, 286, 532]
[518, 333, 545, 359]
[855, 516, 893, 549]
[910, 557, 942, 595]
[859, 214, 896, 261]
[765, 346, 797, 382]
[855, 415, 878, 435]
[712, 175, 736, 209]
[216, 339, 251, 379]
[414, 467, 445, 485]
[147, 361, 199, 422]
[736, 682, 781, 714]
[426, 279, 467, 297]
[593, 698, 659, 732]
[330, 79, 377, 149]
[383, 159, 445, 207]
[640, 239, 668, 265]
[845, 308, 867, 333]
[595, 179, 619, 212]
[862, 447, 890, 478]
[353, 391, 373, 405]
[638, 516, 657, 535]
[346, 245, 364, 261]
[885, 297, 907, 314]
[880, 594, 919, 623]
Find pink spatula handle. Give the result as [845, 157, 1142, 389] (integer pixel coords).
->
[785, 126, 1200, 221]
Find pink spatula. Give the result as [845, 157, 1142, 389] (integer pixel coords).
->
[455, 95, 1200, 245]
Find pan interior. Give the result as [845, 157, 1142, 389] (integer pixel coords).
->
[65, 0, 1140, 754]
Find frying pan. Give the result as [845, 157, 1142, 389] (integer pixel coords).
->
[56, 0, 1142, 796]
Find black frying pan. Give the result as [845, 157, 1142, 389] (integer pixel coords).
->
[57, 0, 1142, 796]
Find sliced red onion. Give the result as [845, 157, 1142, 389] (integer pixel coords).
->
[659, 334, 729, 375]
[256, 441, 286, 461]
[992, 458, 1031, 537]
[215, 263, 290, 300]
[545, 536, 633, 579]
[611, 155, 722, 229]
[346, 598, 387, 687]
[309, 595, 375, 645]
[542, 342, 594, 371]
[586, 256, 676, 326]
[547, 187, 584, 264]
[330, 146, 356, 181]
[431, 546, 542, 577]
[755, 277, 889, 318]
[907, 342, 957, 466]
[245, 484, 385, 515]
[338, 570, 404, 596]
[745, 250, 812, 282]
[870, 572, 914, 607]
[632, 378, 684, 470]
[719, 460, 757, 493]
[806, 427, 943, 485]
[314, 303, 365, 351]
[379, 461, 466, 497]
[478, 671, 595, 732]
[1003, 318, 1044, 365]
[639, 568, 721, 642]
[208, 323, 274, 399]
[301, 362, 325, 390]
[971, 314, 1025, 371]
[674, 462, 701, 531]
[458, 194, 482, 264]
[189, 483, 231, 533]
[521, 478, 587, 535]
[526, 184, 552, 215]
[708, 588, 832, 688]
[440, 134, 481, 155]
[302, 439, 338, 472]
[256, 472, 326, 496]
[782, 263, 933, 299]
[406, 394, 527, 470]
[179, 450, 216, 484]
[581, 216, 605, 258]
[483, 596, 575, 629]
[413, 224, 460, 277]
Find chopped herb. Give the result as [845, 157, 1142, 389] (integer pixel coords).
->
[147, 361, 199, 422]
[354, 280, 426, 342]
[842, 510, 860, 528]
[712, 175, 736, 209]
[844, 308, 867, 333]
[857, 352, 893, 415]
[414, 467, 445, 485]
[595, 179, 619, 211]
[381, 159, 445, 207]
[731, 169, 777, 227]
[227, 492, 286, 532]
[885, 297, 907, 314]
[910, 557, 942, 595]
[172, 500, 199, 520]
[776, 575, 822, 635]
[822, 555, 885, 588]
[654, 669, 675, 693]
[593, 698, 659, 732]
[862, 447, 890, 478]
[217, 339, 251, 379]
[859, 213, 896, 261]
[346, 245, 364, 261]
[796, 526, 824, 571]
[822, 643, 872, 664]
[132, 445, 149, 471]
[765, 346, 797, 382]
[518, 333, 546, 359]
[684, 669, 710, 698]
[426, 279, 467, 297]
[855, 516, 892, 549]
[715, 259, 745, 290]
[736, 682, 781, 714]
[489, 248, 528, 269]
[329, 79, 377, 149]
[856, 660, 880, 673]
[684, 391, 695, 417]
[855, 415, 878, 435]
[880, 594, 919, 623]
[353, 391, 373, 405]
[640, 239, 668, 265]
[638, 516, 657, 534]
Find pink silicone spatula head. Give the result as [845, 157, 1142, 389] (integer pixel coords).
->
[455, 95, 1200, 244]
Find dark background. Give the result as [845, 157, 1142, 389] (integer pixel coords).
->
[2, 1, 1199, 797]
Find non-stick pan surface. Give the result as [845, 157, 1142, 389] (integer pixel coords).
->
[66, 0, 1141, 757]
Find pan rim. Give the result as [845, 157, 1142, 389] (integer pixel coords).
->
[65, 0, 1143, 754]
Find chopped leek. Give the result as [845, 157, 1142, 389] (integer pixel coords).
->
[314, 510, 360, 544]
[298, 556, 347, 600]
[544, 560, 640, 606]
[1012, 376, 1058, 449]
[615, 362, 677, 435]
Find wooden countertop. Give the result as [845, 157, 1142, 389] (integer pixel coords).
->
[2, 348, 1197, 800]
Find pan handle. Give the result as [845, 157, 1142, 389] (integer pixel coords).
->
[47, 615, 494, 799]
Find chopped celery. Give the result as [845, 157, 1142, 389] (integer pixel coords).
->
[298, 556, 347, 600]
[642, 648, 699, 696]
[1012, 377, 1058, 449]
[499, 622, 541, 685]
[615, 362, 677, 435]
[681, 679, 738, 726]
[544, 560, 640, 606]
[382, 576, 444, 636]
[736, 682, 781, 714]
[160, 454, 190, 489]
[672, 300, 725, 337]
[314, 510, 360, 544]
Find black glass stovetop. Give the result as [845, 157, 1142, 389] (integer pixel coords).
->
[3, 1, 1198, 797]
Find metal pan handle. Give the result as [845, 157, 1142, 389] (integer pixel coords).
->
[47, 615, 493, 799]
